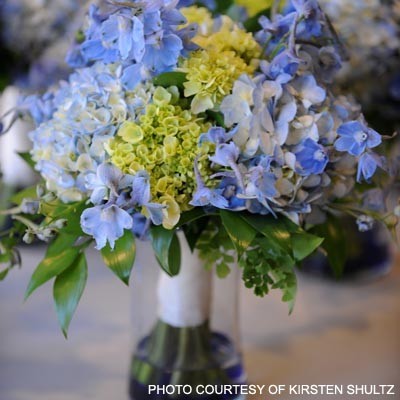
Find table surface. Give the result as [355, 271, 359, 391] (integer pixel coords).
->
[0, 245, 399, 400]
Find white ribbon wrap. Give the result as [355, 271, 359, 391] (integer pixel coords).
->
[157, 232, 212, 328]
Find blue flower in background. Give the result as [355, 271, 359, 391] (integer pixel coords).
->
[81, 204, 133, 249]
[335, 121, 381, 157]
[389, 74, 400, 101]
[295, 138, 328, 176]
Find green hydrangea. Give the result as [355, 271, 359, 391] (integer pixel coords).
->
[106, 86, 213, 226]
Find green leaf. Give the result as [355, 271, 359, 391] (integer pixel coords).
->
[0, 182, 14, 227]
[240, 213, 292, 253]
[25, 240, 80, 300]
[153, 72, 187, 89]
[311, 216, 348, 278]
[206, 110, 225, 127]
[101, 230, 136, 285]
[241, 213, 323, 261]
[168, 234, 181, 276]
[216, 262, 231, 279]
[17, 152, 35, 169]
[41, 200, 87, 235]
[220, 211, 257, 256]
[10, 185, 38, 206]
[178, 208, 208, 227]
[46, 233, 79, 257]
[291, 233, 324, 261]
[183, 218, 209, 252]
[150, 226, 181, 276]
[215, 0, 234, 14]
[53, 253, 88, 338]
[0, 268, 9, 281]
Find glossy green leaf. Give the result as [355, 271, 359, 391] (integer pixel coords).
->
[101, 230, 136, 285]
[53, 253, 88, 338]
[25, 241, 80, 300]
[242, 213, 323, 261]
[177, 208, 207, 228]
[220, 211, 257, 256]
[153, 72, 187, 89]
[241, 213, 293, 254]
[0, 268, 9, 281]
[291, 233, 324, 261]
[46, 233, 79, 257]
[17, 152, 35, 169]
[150, 226, 181, 276]
[311, 216, 348, 278]
[168, 234, 181, 276]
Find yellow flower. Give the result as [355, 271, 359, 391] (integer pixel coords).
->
[194, 16, 262, 63]
[235, 0, 274, 17]
[179, 49, 255, 114]
[106, 86, 213, 228]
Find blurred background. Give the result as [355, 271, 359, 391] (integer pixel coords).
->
[0, 1, 399, 399]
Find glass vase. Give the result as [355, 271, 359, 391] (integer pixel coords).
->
[129, 232, 246, 400]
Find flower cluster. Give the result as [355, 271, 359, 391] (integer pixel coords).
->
[318, 0, 400, 118]
[14, 0, 386, 251]
[107, 86, 213, 216]
[0, 0, 80, 57]
[0, 0, 90, 92]
[67, 0, 195, 89]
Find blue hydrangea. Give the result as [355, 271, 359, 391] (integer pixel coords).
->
[70, 1, 194, 88]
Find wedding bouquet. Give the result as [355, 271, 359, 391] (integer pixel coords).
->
[0, 0, 391, 335]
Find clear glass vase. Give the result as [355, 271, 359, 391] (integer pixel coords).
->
[129, 232, 246, 400]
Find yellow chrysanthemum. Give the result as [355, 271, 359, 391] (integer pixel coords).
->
[235, 0, 274, 16]
[106, 86, 213, 228]
[179, 49, 255, 114]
